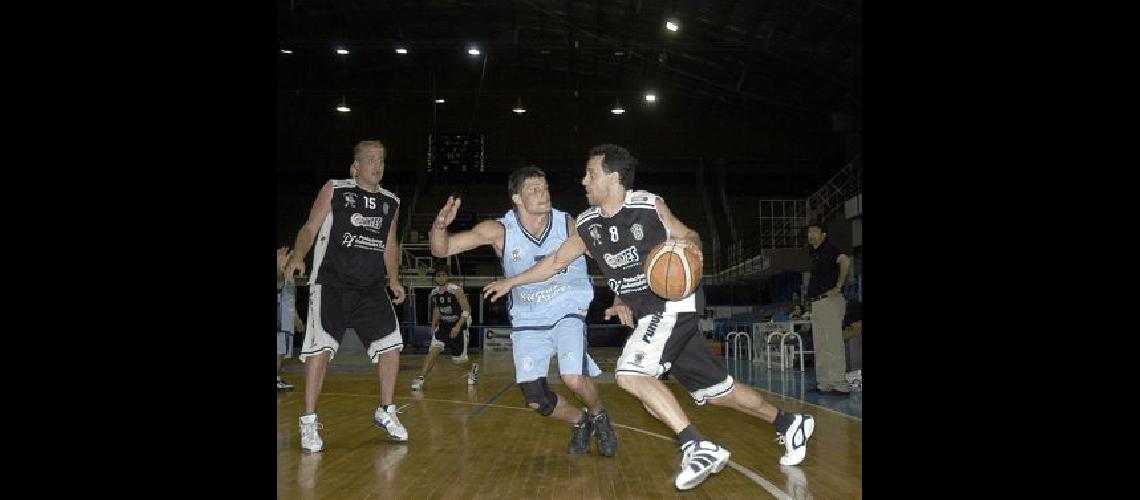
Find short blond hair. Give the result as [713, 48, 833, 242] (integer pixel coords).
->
[350, 140, 386, 177]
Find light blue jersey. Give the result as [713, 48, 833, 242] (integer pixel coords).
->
[498, 208, 594, 329]
[498, 207, 600, 382]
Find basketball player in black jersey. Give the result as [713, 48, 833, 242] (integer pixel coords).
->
[283, 140, 409, 453]
[483, 144, 815, 490]
[411, 268, 478, 390]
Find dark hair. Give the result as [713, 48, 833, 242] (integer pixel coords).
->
[508, 165, 546, 195]
[588, 144, 637, 188]
[807, 222, 827, 234]
[433, 267, 449, 277]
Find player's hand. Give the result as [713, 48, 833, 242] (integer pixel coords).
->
[482, 279, 514, 302]
[277, 246, 292, 271]
[604, 304, 635, 328]
[432, 196, 462, 231]
[389, 279, 407, 304]
[668, 238, 703, 263]
[284, 257, 306, 284]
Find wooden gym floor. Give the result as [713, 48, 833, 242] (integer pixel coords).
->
[276, 348, 861, 499]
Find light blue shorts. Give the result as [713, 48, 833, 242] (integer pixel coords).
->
[510, 314, 601, 383]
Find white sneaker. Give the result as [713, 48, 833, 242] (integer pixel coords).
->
[674, 440, 731, 490]
[411, 376, 424, 391]
[277, 377, 294, 391]
[779, 414, 815, 466]
[372, 404, 409, 441]
[299, 413, 324, 453]
[468, 363, 479, 385]
[451, 353, 469, 363]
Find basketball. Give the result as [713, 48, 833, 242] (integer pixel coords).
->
[643, 240, 702, 301]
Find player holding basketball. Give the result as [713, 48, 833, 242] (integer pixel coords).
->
[483, 144, 815, 491]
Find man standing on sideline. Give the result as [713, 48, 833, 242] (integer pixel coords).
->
[806, 223, 851, 394]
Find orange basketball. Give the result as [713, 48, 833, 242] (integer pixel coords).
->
[643, 240, 702, 301]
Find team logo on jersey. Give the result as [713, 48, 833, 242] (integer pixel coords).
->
[342, 233, 357, 247]
[511, 248, 522, 263]
[382, 202, 390, 215]
[603, 246, 640, 269]
[350, 213, 384, 231]
[588, 224, 604, 246]
[631, 223, 644, 241]
[343, 192, 358, 208]
[631, 351, 646, 367]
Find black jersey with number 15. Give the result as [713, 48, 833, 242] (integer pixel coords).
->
[310, 179, 401, 289]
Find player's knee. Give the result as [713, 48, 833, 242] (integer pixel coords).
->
[519, 378, 557, 416]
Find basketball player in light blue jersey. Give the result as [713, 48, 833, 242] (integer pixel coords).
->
[428, 166, 618, 457]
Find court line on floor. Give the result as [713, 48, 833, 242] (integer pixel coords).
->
[466, 382, 516, 419]
[752, 388, 863, 422]
[315, 392, 791, 498]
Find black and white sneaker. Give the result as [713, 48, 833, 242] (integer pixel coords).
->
[779, 414, 814, 466]
[592, 409, 618, 457]
[674, 440, 731, 490]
